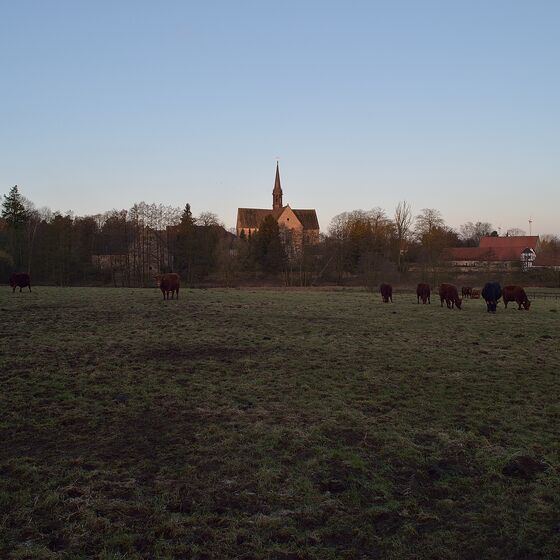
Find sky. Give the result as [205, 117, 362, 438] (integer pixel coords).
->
[1, 1, 559, 235]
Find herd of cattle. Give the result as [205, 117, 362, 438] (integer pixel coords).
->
[8, 271, 531, 312]
[380, 281, 530, 313]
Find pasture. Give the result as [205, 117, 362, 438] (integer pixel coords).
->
[1, 287, 559, 559]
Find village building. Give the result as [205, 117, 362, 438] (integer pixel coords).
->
[236, 163, 320, 249]
[443, 235, 545, 271]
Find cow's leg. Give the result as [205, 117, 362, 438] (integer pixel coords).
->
[20, 286, 22, 292]
[176, 288, 179, 299]
[28, 284, 31, 292]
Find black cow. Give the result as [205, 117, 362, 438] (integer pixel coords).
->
[481, 282, 502, 313]
[380, 283, 393, 303]
[9, 272, 31, 293]
[416, 283, 430, 304]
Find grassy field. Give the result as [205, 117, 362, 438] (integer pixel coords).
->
[1, 286, 559, 560]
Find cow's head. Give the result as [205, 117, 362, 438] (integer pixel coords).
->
[486, 300, 497, 313]
[455, 298, 462, 310]
[523, 299, 531, 310]
[154, 274, 162, 288]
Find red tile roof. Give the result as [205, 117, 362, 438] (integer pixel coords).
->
[444, 236, 540, 262]
[479, 236, 539, 249]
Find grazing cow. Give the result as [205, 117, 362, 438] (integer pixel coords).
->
[416, 283, 431, 304]
[471, 289, 481, 299]
[439, 283, 462, 309]
[156, 273, 180, 300]
[9, 272, 31, 293]
[481, 282, 502, 313]
[503, 285, 531, 310]
[380, 283, 393, 303]
[461, 287, 472, 299]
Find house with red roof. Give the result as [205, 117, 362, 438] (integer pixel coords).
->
[443, 236, 541, 271]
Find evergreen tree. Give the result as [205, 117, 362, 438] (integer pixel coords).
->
[1, 185, 29, 268]
[2, 185, 28, 229]
[180, 203, 195, 227]
[254, 215, 285, 274]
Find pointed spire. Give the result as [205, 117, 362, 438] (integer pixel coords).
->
[272, 161, 283, 210]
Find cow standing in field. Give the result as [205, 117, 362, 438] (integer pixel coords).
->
[481, 282, 502, 313]
[439, 283, 462, 309]
[503, 285, 531, 310]
[471, 289, 481, 299]
[156, 273, 180, 300]
[380, 283, 393, 303]
[462, 287, 472, 299]
[9, 272, 31, 293]
[416, 283, 431, 304]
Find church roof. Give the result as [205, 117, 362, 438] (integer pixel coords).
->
[292, 209, 320, 230]
[237, 208, 281, 229]
[237, 206, 319, 231]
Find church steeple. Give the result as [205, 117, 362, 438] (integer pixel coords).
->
[272, 161, 283, 210]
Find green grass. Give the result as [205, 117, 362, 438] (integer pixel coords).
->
[1, 286, 559, 559]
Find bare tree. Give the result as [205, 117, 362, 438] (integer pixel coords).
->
[197, 212, 223, 227]
[459, 221, 493, 246]
[415, 208, 445, 239]
[506, 228, 527, 237]
[394, 201, 413, 271]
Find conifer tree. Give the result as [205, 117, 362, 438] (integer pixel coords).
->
[254, 215, 285, 274]
[2, 185, 29, 268]
[2, 185, 28, 229]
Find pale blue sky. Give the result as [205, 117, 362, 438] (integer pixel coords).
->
[1, 1, 559, 234]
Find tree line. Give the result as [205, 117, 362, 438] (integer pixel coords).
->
[2, 185, 559, 287]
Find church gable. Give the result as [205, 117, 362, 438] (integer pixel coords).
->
[276, 206, 303, 232]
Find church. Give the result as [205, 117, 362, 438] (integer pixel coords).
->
[236, 163, 320, 246]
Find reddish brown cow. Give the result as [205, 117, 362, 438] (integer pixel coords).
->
[503, 285, 531, 310]
[416, 283, 430, 304]
[471, 289, 481, 299]
[380, 283, 393, 303]
[9, 272, 31, 293]
[461, 287, 472, 298]
[439, 283, 462, 309]
[156, 273, 180, 300]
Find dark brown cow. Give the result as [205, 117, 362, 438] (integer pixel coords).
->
[503, 285, 531, 310]
[9, 272, 31, 293]
[439, 283, 462, 309]
[416, 283, 430, 304]
[461, 287, 472, 298]
[156, 273, 180, 300]
[380, 283, 393, 303]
